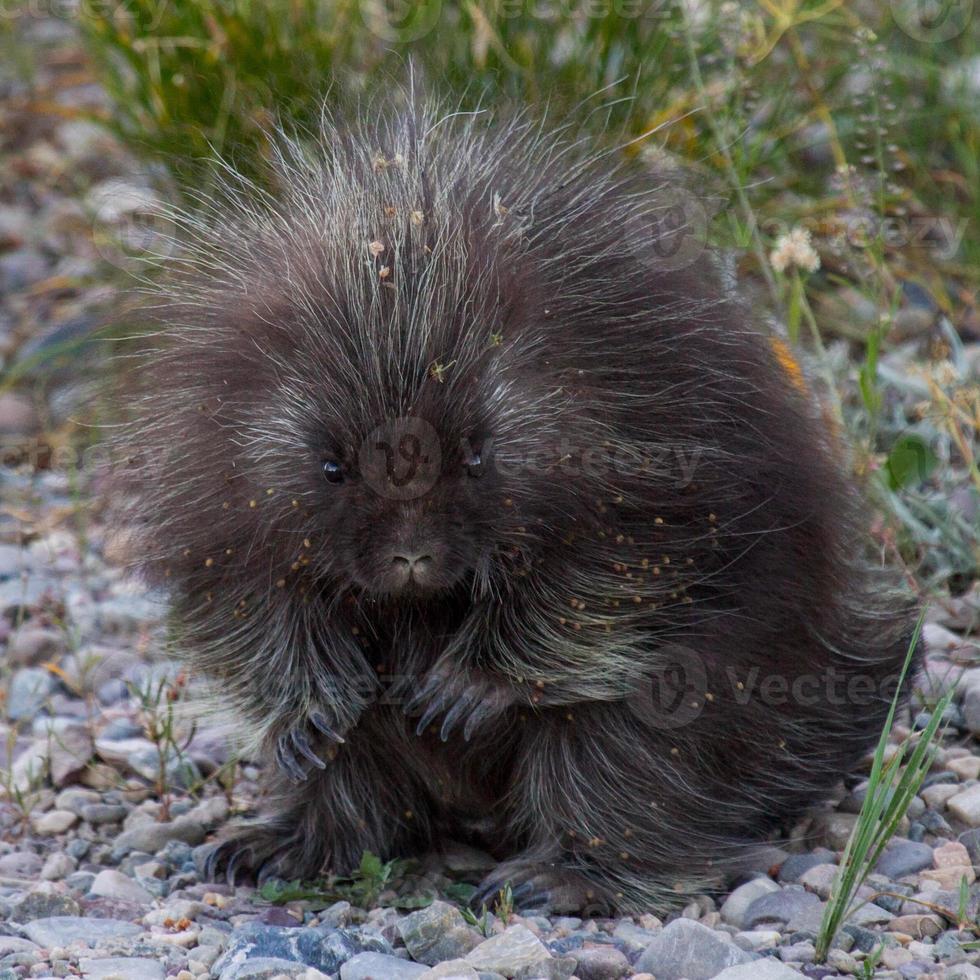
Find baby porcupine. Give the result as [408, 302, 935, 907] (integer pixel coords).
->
[116, 99, 919, 914]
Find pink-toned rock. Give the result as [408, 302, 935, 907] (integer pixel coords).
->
[887, 913, 944, 938]
[920, 783, 960, 808]
[949, 783, 980, 825]
[933, 840, 974, 870]
[920, 866, 974, 889]
[920, 840, 977, 889]
[6, 626, 65, 666]
[947, 756, 980, 781]
[0, 392, 39, 436]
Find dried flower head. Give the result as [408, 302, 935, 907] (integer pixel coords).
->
[770, 227, 821, 274]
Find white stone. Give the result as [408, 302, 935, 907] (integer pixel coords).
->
[713, 960, 803, 979]
[33, 809, 78, 835]
[948, 756, 980, 780]
[720, 877, 781, 928]
[78, 958, 165, 980]
[733, 930, 781, 951]
[464, 925, 551, 975]
[949, 784, 980, 825]
[41, 852, 76, 880]
[920, 783, 961, 808]
[89, 869, 155, 905]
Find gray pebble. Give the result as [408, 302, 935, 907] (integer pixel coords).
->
[515, 956, 576, 979]
[875, 840, 935, 878]
[216, 957, 314, 980]
[720, 877, 781, 928]
[0, 251, 49, 293]
[743, 886, 821, 929]
[56, 787, 101, 814]
[0, 850, 43, 877]
[214, 924, 390, 976]
[5, 667, 56, 721]
[4, 886, 80, 921]
[314, 902, 351, 933]
[568, 945, 630, 979]
[81, 803, 129, 825]
[634, 918, 757, 979]
[77, 958, 165, 980]
[5, 625, 64, 666]
[778, 849, 835, 883]
[713, 961, 805, 979]
[464, 925, 554, 977]
[40, 852, 76, 880]
[962, 688, 980, 735]
[22, 916, 142, 947]
[88, 868, 155, 905]
[0, 575, 53, 617]
[340, 952, 429, 980]
[112, 816, 206, 855]
[99, 718, 145, 740]
[398, 901, 483, 966]
[609, 921, 659, 957]
[65, 871, 96, 892]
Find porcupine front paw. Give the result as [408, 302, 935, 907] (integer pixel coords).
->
[271, 710, 346, 783]
[200, 819, 327, 885]
[404, 666, 519, 742]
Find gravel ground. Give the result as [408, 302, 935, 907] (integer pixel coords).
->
[2, 15, 980, 980]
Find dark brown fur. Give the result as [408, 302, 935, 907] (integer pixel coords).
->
[114, 101, 918, 913]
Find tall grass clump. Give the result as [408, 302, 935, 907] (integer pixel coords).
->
[815, 615, 952, 961]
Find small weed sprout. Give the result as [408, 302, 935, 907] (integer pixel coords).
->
[0, 727, 45, 840]
[131, 670, 197, 821]
[493, 881, 515, 923]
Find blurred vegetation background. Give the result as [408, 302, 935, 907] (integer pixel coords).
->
[1, 0, 978, 603]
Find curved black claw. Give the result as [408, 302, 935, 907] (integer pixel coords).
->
[275, 738, 307, 783]
[406, 669, 515, 742]
[201, 827, 304, 886]
[462, 699, 502, 742]
[275, 723, 332, 782]
[440, 689, 477, 742]
[310, 712, 345, 743]
[469, 875, 514, 912]
[201, 837, 262, 885]
[404, 673, 443, 718]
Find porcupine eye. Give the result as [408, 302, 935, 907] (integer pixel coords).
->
[465, 447, 482, 478]
[322, 459, 344, 484]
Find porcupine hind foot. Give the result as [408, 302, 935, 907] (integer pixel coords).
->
[201, 815, 320, 885]
[471, 854, 617, 915]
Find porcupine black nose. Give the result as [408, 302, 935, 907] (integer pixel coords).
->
[390, 551, 434, 584]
